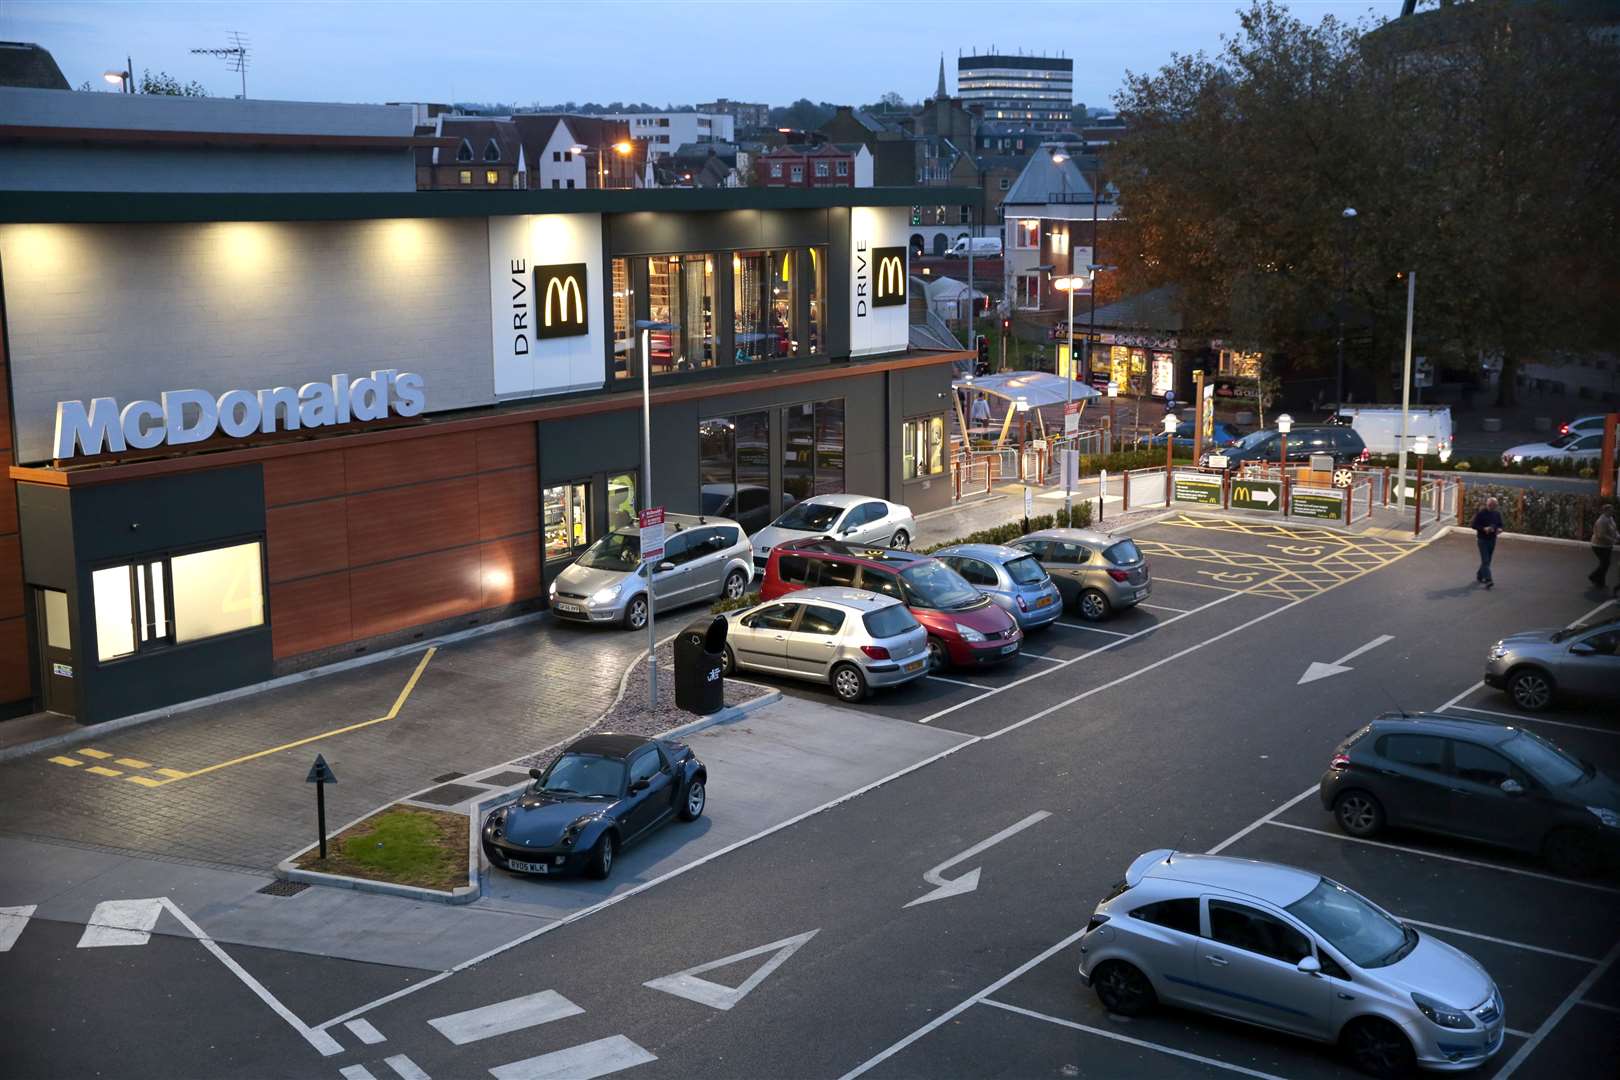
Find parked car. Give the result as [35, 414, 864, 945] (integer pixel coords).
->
[1146, 419, 1246, 451]
[722, 588, 930, 702]
[1008, 529, 1151, 621]
[1200, 425, 1369, 487]
[700, 483, 774, 534]
[1500, 430, 1605, 466]
[758, 540, 1022, 670]
[1320, 713, 1620, 876]
[748, 494, 915, 571]
[550, 514, 752, 630]
[933, 543, 1064, 631]
[1078, 849, 1504, 1077]
[1558, 414, 1607, 438]
[1483, 617, 1620, 712]
[482, 733, 706, 880]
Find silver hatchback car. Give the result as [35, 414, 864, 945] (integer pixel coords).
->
[722, 588, 929, 702]
[550, 514, 753, 630]
[1009, 528, 1152, 621]
[1484, 617, 1620, 712]
[1079, 850, 1503, 1076]
[932, 543, 1064, 630]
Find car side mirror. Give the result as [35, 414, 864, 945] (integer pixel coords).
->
[1296, 955, 1322, 976]
[628, 778, 650, 794]
[841, 526, 856, 535]
[1500, 778, 1525, 796]
[657, 561, 675, 572]
[528, 767, 543, 780]
[1569, 641, 1597, 656]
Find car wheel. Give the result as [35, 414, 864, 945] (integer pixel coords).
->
[1333, 466, 1355, 488]
[1334, 790, 1385, 838]
[1342, 1016, 1416, 1079]
[890, 529, 911, 550]
[1508, 667, 1554, 711]
[723, 569, 748, 601]
[623, 595, 648, 631]
[585, 832, 616, 880]
[831, 663, 868, 703]
[1545, 828, 1604, 878]
[678, 778, 707, 822]
[1091, 960, 1156, 1017]
[926, 637, 950, 673]
[1079, 588, 1112, 622]
[722, 645, 736, 676]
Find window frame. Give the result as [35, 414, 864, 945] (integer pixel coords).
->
[89, 535, 269, 665]
[1206, 898, 1315, 965]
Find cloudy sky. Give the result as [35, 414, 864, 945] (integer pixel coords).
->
[7, 0, 1396, 108]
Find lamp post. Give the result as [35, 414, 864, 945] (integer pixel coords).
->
[1053, 274, 1084, 514]
[103, 67, 132, 93]
[1163, 413, 1179, 501]
[572, 140, 633, 189]
[634, 320, 663, 706]
[1336, 207, 1357, 415]
[1277, 413, 1294, 505]
[1106, 380, 1119, 453]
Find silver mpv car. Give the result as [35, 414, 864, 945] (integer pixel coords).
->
[1484, 617, 1620, 712]
[722, 588, 929, 702]
[1079, 850, 1503, 1076]
[932, 543, 1064, 630]
[549, 514, 753, 630]
[1010, 529, 1151, 621]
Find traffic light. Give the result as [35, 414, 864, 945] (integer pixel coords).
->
[976, 334, 989, 366]
[910, 206, 921, 226]
[1000, 317, 1011, 333]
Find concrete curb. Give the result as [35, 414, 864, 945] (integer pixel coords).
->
[1437, 525, 1597, 549]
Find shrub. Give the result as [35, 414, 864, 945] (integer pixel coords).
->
[1462, 485, 1608, 541]
[710, 590, 760, 614]
[922, 502, 1093, 553]
[1532, 464, 1550, 475]
[1454, 460, 1472, 470]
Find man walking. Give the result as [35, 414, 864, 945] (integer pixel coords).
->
[1471, 496, 1504, 589]
[1591, 504, 1618, 594]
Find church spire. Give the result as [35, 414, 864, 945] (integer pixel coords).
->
[936, 54, 947, 100]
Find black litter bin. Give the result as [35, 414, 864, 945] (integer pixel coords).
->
[674, 615, 727, 715]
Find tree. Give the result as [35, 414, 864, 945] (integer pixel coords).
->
[140, 69, 208, 96]
[767, 99, 836, 132]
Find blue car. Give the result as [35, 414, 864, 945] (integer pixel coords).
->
[1146, 418, 1245, 450]
[933, 543, 1064, 631]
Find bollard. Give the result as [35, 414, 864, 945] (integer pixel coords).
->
[306, 754, 338, 859]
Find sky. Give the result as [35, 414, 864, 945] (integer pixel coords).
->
[6, 0, 1399, 109]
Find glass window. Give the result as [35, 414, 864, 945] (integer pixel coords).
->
[783, 401, 814, 506]
[42, 589, 70, 650]
[899, 562, 982, 610]
[747, 603, 799, 631]
[700, 417, 736, 502]
[790, 164, 803, 181]
[1006, 556, 1047, 585]
[836, 160, 849, 177]
[1017, 219, 1040, 248]
[607, 472, 637, 532]
[611, 258, 633, 380]
[459, 170, 472, 185]
[798, 605, 845, 635]
[858, 569, 904, 599]
[680, 254, 715, 371]
[629, 749, 662, 785]
[485, 169, 499, 185]
[807, 247, 827, 355]
[646, 255, 680, 374]
[815, 161, 830, 177]
[544, 482, 589, 560]
[1286, 879, 1409, 968]
[539, 753, 624, 798]
[1131, 898, 1200, 935]
[93, 566, 136, 662]
[1208, 900, 1312, 964]
[770, 250, 797, 358]
[1450, 742, 1518, 787]
[1379, 734, 1447, 773]
[1102, 539, 1142, 565]
[734, 251, 768, 364]
[814, 398, 845, 496]
[736, 411, 770, 506]
[576, 531, 640, 571]
[1500, 730, 1585, 787]
[778, 554, 814, 585]
[171, 542, 265, 644]
[956, 559, 998, 587]
[863, 604, 918, 638]
[770, 163, 782, 178]
[1015, 273, 1041, 309]
[903, 417, 946, 480]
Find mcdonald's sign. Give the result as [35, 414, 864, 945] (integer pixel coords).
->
[535, 262, 589, 339]
[871, 246, 906, 307]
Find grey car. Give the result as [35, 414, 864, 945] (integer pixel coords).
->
[749, 493, 916, 571]
[1009, 529, 1151, 621]
[549, 514, 753, 630]
[722, 588, 930, 702]
[1079, 850, 1504, 1076]
[1484, 617, 1620, 711]
[933, 543, 1064, 630]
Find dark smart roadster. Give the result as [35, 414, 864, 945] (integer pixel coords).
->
[482, 733, 706, 880]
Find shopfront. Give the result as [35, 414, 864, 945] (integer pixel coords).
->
[0, 187, 972, 724]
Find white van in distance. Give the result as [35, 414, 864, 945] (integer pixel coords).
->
[949, 237, 1003, 257]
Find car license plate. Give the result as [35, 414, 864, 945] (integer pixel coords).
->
[554, 603, 580, 613]
[903, 659, 924, 673]
[507, 859, 549, 874]
[1208, 454, 1228, 468]
[1135, 588, 1149, 600]
[1035, 595, 1054, 608]
[1000, 642, 1018, 655]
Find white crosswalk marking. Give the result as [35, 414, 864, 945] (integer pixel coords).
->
[338, 1067, 378, 1080]
[428, 989, 584, 1046]
[78, 898, 163, 947]
[489, 1035, 657, 1080]
[384, 1056, 429, 1080]
[0, 905, 35, 952]
[345, 1018, 386, 1045]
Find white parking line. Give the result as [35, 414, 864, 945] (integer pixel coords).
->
[1443, 704, 1618, 737]
[1576, 999, 1620, 1015]
[1056, 622, 1131, 636]
[1493, 937, 1620, 1079]
[926, 675, 992, 690]
[1436, 680, 1486, 712]
[977, 999, 1291, 1080]
[1139, 602, 1191, 614]
[345, 1018, 387, 1045]
[1206, 786, 1319, 855]
[1400, 919, 1598, 964]
[1505, 1027, 1534, 1039]
[1263, 821, 1620, 895]
[383, 1057, 429, 1080]
[1020, 652, 1067, 664]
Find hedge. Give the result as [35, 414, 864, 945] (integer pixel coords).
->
[1363, 452, 1595, 479]
[1460, 484, 1611, 542]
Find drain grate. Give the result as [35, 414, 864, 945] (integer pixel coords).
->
[432, 771, 466, 783]
[257, 880, 310, 897]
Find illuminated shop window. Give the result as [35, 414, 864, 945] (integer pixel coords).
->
[92, 542, 265, 662]
[544, 482, 590, 559]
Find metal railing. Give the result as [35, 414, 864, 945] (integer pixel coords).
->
[951, 457, 992, 501]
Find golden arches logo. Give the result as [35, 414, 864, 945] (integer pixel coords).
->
[544, 275, 585, 327]
[870, 246, 907, 307]
[876, 255, 904, 298]
[535, 263, 589, 339]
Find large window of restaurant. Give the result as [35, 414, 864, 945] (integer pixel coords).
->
[902, 416, 946, 481]
[544, 482, 590, 560]
[611, 258, 634, 379]
[781, 398, 845, 506]
[700, 413, 772, 531]
[91, 541, 266, 662]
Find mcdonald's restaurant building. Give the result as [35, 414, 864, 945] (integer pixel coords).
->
[0, 187, 975, 726]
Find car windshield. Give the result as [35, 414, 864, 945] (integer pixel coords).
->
[1103, 539, 1143, 565]
[1235, 430, 1275, 450]
[1285, 878, 1413, 968]
[576, 531, 640, 571]
[773, 501, 843, 531]
[900, 561, 985, 610]
[1500, 730, 1589, 786]
[863, 605, 920, 638]
[537, 753, 625, 798]
[1550, 618, 1616, 643]
[1006, 555, 1048, 585]
[1548, 431, 1579, 449]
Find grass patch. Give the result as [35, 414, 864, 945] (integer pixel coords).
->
[295, 805, 468, 892]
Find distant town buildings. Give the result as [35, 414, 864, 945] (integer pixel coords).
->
[956, 51, 1073, 133]
[417, 114, 639, 190]
[696, 98, 769, 133]
[755, 143, 871, 188]
[600, 110, 736, 158]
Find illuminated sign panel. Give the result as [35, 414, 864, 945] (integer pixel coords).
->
[535, 262, 589, 339]
[871, 246, 907, 307]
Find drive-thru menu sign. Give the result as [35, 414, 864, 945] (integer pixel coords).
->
[1172, 472, 1222, 505]
[640, 507, 666, 564]
[1291, 490, 1346, 521]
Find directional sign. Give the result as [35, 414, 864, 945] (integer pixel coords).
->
[1230, 479, 1281, 512]
[1291, 490, 1345, 521]
[1172, 472, 1222, 505]
[305, 754, 338, 784]
[905, 810, 1051, 907]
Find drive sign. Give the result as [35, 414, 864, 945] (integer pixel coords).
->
[639, 507, 666, 564]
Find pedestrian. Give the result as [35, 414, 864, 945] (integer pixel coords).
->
[1471, 496, 1504, 589]
[1591, 504, 1618, 594]
[970, 393, 991, 430]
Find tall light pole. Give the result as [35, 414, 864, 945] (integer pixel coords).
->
[634, 321, 664, 706]
[1395, 271, 1417, 513]
[102, 65, 132, 93]
[1053, 274, 1084, 513]
[1336, 207, 1357, 415]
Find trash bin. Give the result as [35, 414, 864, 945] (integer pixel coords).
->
[674, 615, 727, 715]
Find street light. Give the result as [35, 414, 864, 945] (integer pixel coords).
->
[1053, 274, 1085, 512]
[1336, 207, 1358, 415]
[1277, 412, 1293, 485]
[1163, 412, 1179, 495]
[1107, 380, 1119, 452]
[103, 68, 131, 93]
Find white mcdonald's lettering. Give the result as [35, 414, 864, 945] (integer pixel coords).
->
[544, 275, 585, 326]
[876, 254, 904, 298]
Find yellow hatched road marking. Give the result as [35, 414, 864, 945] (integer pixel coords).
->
[128, 776, 166, 788]
[114, 757, 151, 769]
[155, 768, 188, 779]
[85, 766, 121, 777]
[78, 748, 112, 760]
[49, 755, 82, 767]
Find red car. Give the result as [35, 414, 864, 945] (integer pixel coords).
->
[759, 540, 1022, 671]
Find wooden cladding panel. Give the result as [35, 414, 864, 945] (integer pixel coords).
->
[266, 500, 350, 583]
[481, 534, 541, 607]
[345, 475, 481, 568]
[344, 432, 478, 494]
[0, 474, 16, 536]
[0, 535, 20, 621]
[477, 424, 537, 471]
[0, 617, 27, 704]
[348, 546, 483, 643]
[263, 450, 347, 507]
[269, 574, 353, 659]
[478, 468, 539, 541]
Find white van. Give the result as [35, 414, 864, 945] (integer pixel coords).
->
[949, 237, 1003, 257]
[1335, 406, 1453, 456]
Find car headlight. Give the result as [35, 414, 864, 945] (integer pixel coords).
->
[1588, 806, 1620, 828]
[591, 586, 620, 605]
[955, 623, 986, 643]
[1412, 992, 1474, 1030]
[1511, 454, 1524, 464]
[1489, 643, 1507, 659]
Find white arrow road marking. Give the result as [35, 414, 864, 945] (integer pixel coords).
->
[345, 1018, 386, 1045]
[429, 989, 584, 1045]
[0, 905, 35, 952]
[78, 898, 163, 947]
[643, 929, 820, 1011]
[489, 1035, 657, 1080]
[905, 811, 1052, 908]
[1298, 634, 1395, 685]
